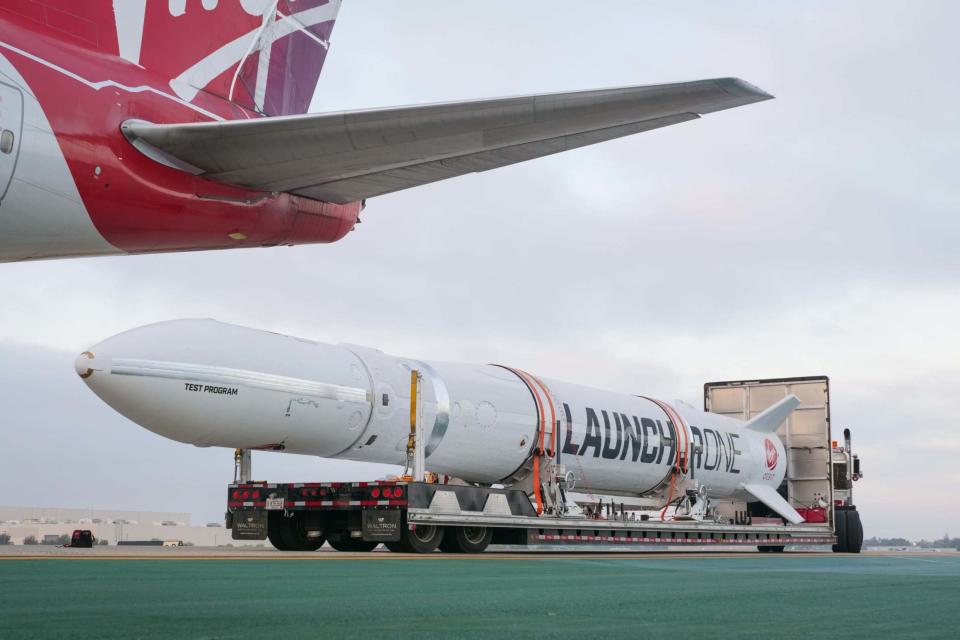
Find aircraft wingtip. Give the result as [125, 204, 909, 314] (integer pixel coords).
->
[717, 77, 775, 101]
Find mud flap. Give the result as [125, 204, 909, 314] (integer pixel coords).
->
[362, 509, 402, 542]
[231, 509, 268, 540]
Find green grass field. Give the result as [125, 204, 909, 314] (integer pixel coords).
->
[2, 555, 959, 639]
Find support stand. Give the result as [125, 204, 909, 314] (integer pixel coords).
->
[406, 370, 425, 482]
[234, 448, 251, 484]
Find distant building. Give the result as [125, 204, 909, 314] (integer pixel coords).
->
[0, 506, 263, 547]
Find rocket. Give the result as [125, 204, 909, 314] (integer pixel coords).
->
[75, 319, 804, 523]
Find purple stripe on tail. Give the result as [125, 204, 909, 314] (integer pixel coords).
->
[239, 0, 340, 116]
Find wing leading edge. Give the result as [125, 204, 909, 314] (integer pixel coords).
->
[123, 77, 773, 203]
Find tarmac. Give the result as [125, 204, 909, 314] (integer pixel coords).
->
[2, 547, 958, 638]
[0, 544, 842, 560]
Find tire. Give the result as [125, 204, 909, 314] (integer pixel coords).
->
[845, 509, 863, 554]
[268, 524, 290, 550]
[267, 512, 291, 550]
[267, 512, 324, 551]
[832, 509, 849, 553]
[440, 527, 493, 553]
[327, 534, 379, 552]
[398, 524, 444, 553]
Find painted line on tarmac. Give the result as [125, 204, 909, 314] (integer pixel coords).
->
[887, 555, 959, 565]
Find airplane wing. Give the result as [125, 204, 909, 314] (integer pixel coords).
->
[123, 77, 772, 204]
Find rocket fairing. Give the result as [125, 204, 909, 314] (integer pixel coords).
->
[75, 319, 804, 522]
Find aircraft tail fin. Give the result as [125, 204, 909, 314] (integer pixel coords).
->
[744, 394, 800, 434]
[113, 0, 341, 116]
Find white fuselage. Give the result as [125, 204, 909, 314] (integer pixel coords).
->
[0, 52, 120, 261]
[77, 319, 787, 502]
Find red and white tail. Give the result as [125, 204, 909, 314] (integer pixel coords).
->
[112, 0, 341, 116]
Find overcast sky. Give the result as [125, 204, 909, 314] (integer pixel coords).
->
[1, 1, 957, 539]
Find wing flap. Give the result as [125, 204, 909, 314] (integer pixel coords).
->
[294, 115, 699, 202]
[123, 77, 773, 203]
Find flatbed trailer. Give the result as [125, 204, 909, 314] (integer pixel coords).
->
[227, 376, 862, 553]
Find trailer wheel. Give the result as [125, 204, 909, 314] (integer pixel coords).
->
[267, 526, 290, 551]
[328, 534, 379, 552]
[267, 512, 324, 552]
[832, 509, 849, 553]
[845, 509, 863, 554]
[398, 524, 444, 553]
[267, 512, 292, 550]
[440, 527, 493, 553]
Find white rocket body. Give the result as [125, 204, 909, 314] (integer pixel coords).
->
[77, 320, 799, 519]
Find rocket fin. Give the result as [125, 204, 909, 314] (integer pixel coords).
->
[741, 483, 805, 524]
[744, 394, 800, 434]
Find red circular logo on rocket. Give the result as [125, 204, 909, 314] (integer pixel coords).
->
[764, 438, 779, 470]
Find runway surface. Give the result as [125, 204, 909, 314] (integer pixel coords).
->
[0, 544, 845, 560]
[2, 549, 958, 638]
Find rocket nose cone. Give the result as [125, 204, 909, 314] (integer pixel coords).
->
[73, 319, 375, 454]
[73, 322, 219, 446]
[74, 350, 100, 380]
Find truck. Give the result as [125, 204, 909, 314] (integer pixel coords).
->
[226, 375, 863, 553]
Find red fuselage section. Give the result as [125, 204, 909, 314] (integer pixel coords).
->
[0, 6, 359, 261]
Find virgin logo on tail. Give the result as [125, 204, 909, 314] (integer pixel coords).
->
[764, 438, 779, 470]
[167, 1, 280, 16]
[112, 0, 341, 116]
